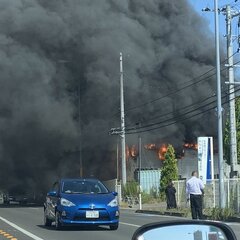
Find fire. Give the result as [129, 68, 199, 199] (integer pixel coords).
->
[130, 145, 138, 158]
[144, 143, 157, 150]
[126, 145, 130, 160]
[183, 143, 198, 150]
[125, 145, 138, 160]
[158, 144, 168, 161]
[144, 143, 168, 160]
[124, 141, 198, 162]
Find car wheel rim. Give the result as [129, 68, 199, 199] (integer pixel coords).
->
[44, 210, 47, 224]
[55, 212, 59, 228]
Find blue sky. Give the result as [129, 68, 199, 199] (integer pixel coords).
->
[188, 0, 240, 79]
[188, 0, 240, 66]
[188, 0, 240, 35]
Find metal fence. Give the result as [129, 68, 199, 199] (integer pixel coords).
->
[105, 178, 240, 212]
[173, 179, 240, 211]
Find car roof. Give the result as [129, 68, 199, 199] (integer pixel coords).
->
[60, 178, 100, 183]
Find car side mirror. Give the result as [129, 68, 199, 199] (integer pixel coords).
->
[132, 220, 237, 240]
[47, 191, 57, 197]
[112, 191, 118, 196]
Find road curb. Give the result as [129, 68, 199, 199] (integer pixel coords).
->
[135, 209, 240, 223]
[135, 209, 185, 217]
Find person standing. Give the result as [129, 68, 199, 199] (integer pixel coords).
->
[186, 171, 204, 219]
[165, 180, 177, 209]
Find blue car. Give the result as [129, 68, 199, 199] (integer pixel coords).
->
[44, 178, 119, 230]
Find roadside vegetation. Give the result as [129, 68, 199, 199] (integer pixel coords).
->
[159, 144, 178, 199]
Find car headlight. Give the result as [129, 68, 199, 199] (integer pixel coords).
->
[108, 197, 118, 207]
[60, 198, 75, 207]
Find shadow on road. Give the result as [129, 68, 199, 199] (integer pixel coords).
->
[37, 224, 111, 231]
[0, 203, 43, 208]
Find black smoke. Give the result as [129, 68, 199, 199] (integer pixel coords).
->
[0, 0, 221, 194]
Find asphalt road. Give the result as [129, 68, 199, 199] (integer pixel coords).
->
[0, 206, 239, 240]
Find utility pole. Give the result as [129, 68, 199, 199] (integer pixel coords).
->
[120, 52, 127, 185]
[116, 142, 119, 181]
[226, 5, 238, 177]
[214, 0, 225, 208]
[78, 82, 83, 177]
[138, 133, 142, 210]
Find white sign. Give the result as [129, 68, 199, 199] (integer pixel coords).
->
[197, 137, 214, 184]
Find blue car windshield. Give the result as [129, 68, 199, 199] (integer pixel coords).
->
[62, 180, 109, 194]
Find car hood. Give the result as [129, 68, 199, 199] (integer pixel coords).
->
[60, 193, 116, 206]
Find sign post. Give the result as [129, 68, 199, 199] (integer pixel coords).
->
[198, 137, 214, 184]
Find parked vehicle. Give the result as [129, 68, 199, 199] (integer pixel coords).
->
[44, 178, 119, 230]
[0, 191, 9, 204]
[15, 195, 28, 205]
[0, 192, 4, 204]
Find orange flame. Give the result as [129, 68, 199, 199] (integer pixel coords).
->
[144, 143, 157, 150]
[130, 145, 138, 158]
[126, 145, 130, 160]
[183, 143, 198, 150]
[158, 144, 168, 161]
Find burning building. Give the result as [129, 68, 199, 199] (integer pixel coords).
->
[0, 0, 221, 194]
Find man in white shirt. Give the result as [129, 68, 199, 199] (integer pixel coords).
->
[186, 170, 204, 219]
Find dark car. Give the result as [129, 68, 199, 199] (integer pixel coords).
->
[44, 178, 119, 230]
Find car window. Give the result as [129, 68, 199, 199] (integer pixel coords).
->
[62, 180, 109, 194]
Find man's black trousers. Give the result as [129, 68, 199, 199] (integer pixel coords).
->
[190, 194, 203, 219]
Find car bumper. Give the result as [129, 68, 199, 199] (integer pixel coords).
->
[60, 218, 119, 226]
[57, 206, 119, 226]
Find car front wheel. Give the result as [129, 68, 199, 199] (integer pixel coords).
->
[44, 208, 52, 227]
[109, 223, 119, 230]
[55, 211, 62, 230]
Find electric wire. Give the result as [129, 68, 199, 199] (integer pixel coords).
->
[122, 57, 240, 128]
[121, 52, 238, 114]
[125, 87, 240, 134]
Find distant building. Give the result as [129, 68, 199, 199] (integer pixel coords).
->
[178, 149, 230, 180]
[194, 230, 203, 240]
[127, 145, 231, 184]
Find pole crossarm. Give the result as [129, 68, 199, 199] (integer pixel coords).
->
[225, 81, 240, 85]
[109, 127, 122, 135]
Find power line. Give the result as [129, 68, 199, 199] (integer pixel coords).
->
[127, 86, 239, 132]
[125, 87, 240, 134]
[123, 57, 240, 124]
[121, 52, 238, 114]
[126, 96, 218, 131]
[111, 52, 238, 120]
[126, 93, 217, 126]
[125, 83, 237, 127]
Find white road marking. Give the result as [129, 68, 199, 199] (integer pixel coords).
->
[120, 222, 141, 227]
[0, 216, 44, 240]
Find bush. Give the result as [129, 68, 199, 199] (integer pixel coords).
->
[122, 181, 139, 198]
[141, 191, 161, 204]
[150, 187, 159, 199]
[207, 207, 234, 220]
[160, 145, 178, 198]
[141, 192, 153, 204]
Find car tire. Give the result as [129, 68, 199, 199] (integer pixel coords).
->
[55, 211, 62, 230]
[44, 208, 52, 227]
[109, 223, 119, 230]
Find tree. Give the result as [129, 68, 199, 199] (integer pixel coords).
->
[224, 97, 240, 165]
[160, 144, 178, 198]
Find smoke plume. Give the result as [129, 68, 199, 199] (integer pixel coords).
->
[0, 0, 220, 194]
